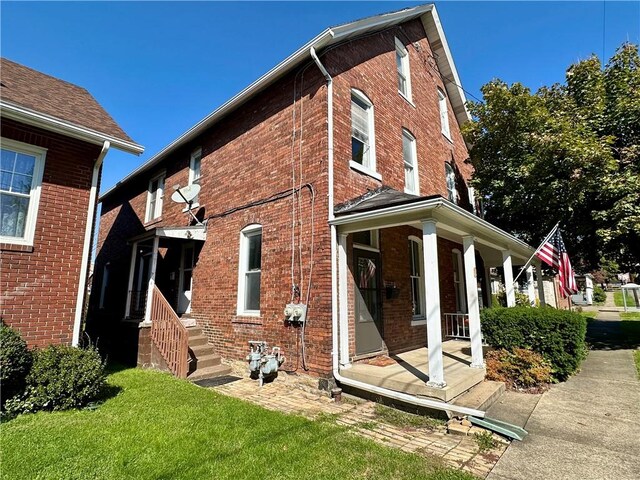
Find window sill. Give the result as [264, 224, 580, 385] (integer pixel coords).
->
[442, 132, 453, 144]
[411, 317, 427, 327]
[144, 217, 163, 228]
[233, 314, 262, 326]
[0, 242, 34, 252]
[404, 188, 419, 196]
[399, 92, 416, 108]
[349, 161, 382, 181]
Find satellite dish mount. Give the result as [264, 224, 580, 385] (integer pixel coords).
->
[171, 184, 203, 225]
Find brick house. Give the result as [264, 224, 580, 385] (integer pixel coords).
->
[92, 5, 545, 403]
[0, 58, 143, 347]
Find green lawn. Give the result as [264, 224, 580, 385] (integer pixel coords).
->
[579, 311, 598, 319]
[634, 351, 640, 380]
[614, 290, 638, 307]
[621, 312, 640, 320]
[1, 367, 475, 480]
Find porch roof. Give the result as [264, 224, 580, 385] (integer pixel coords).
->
[128, 225, 207, 243]
[332, 188, 535, 263]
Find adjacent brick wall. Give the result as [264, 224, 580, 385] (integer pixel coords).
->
[1, 118, 99, 347]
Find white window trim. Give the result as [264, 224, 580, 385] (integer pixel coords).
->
[438, 89, 452, 142]
[353, 229, 379, 252]
[452, 248, 467, 314]
[402, 129, 419, 195]
[350, 89, 378, 176]
[409, 235, 426, 326]
[445, 162, 457, 204]
[237, 223, 262, 317]
[184, 147, 201, 212]
[0, 138, 47, 247]
[395, 37, 412, 102]
[145, 172, 165, 223]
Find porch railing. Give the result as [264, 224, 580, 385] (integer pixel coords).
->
[128, 290, 147, 319]
[444, 313, 471, 339]
[150, 285, 189, 378]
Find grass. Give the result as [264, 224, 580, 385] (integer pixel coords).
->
[614, 290, 638, 307]
[620, 312, 640, 320]
[1, 367, 475, 480]
[634, 351, 640, 380]
[373, 404, 445, 430]
[578, 311, 598, 319]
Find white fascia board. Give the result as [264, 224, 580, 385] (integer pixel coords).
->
[0, 101, 144, 155]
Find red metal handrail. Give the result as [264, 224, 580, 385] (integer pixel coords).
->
[150, 285, 189, 378]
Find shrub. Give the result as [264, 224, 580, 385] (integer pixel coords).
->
[486, 348, 552, 390]
[0, 324, 32, 409]
[592, 285, 606, 304]
[8, 345, 105, 413]
[481, 306, 587, 381]
[494, 290, 532, 307]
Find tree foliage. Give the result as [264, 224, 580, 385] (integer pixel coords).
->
[463, 43, 640, 271]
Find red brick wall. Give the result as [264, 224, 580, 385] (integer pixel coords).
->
[1, 118, 99, 347]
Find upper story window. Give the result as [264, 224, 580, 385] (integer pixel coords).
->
[395, 38, 412, 101]
[237, 224, 262, 316]
[445, 162, 457, 204]
[353, 229, 379, 251]
[145, 172, 165, 223]
[0, 138, 46, 246]
[402, 129, 419, 195]
[409, 236, 426, 324]
[438, 89, 451, 140]
[188, 147, 202, 207]
[350, 89, 378, 177]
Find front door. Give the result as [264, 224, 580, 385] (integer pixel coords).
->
[178, 242, 195, 315]
[354, 249, 384, 355]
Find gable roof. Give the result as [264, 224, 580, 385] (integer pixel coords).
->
[101, 3, 467, 200]
[0, 57, 143, 154]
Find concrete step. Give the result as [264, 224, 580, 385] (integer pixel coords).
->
[187, 326, 204, 338]
[451, 380, 506, 412]
[188, 334, 209, 347]
[188, 363, 233, 382]
[193, 353, 222, 369]
[189, 343, 217, 358]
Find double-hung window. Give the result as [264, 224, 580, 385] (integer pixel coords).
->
[188, 148, 201, 207]
[0, 138, 46, 246]
[445, 162, 457, 204]
[409, 237, 426, 325]
[438, 89, 451, 140]
[402, 129, 418, 195]
[350, 90, 377, 176]
[237, 224, 262, 315]
[452, 249, 467, 313]
[145, 173, 165, 222]
[395, 38, 412, 101]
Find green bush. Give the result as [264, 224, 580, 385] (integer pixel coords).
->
[8, 344, 105, 413]
[481, 306, 587, 381]
[494, 290, 532, 307]
[0, 324, 32, 410]
[592, 285, 606, 304]
[486, 348, 552, 390]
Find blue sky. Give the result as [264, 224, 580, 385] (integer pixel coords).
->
[2, 1, 639, 193]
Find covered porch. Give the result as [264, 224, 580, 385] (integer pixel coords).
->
[332, 189, 538, 401]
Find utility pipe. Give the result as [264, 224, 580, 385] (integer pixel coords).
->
[309, 47, 485, 419]
[72, 140, 110, 346]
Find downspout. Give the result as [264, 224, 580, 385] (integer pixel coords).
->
[72, 140, 110, 346]
[311, 47, 485, 418]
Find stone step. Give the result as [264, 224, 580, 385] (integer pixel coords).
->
[192, 353, 222, 369]
[450, 380, 506, 412]
[189, 343, 217, 358]
[188, 334, 209, 347]
[188, 363, 233, 382]
[187, 326, 204, 338]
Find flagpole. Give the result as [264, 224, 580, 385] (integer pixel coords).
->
[512, 222, 560, 284]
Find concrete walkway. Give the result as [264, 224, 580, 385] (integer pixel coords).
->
[488, 312, 640, 480]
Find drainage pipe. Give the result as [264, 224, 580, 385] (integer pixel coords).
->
[72, 140, 110, 346]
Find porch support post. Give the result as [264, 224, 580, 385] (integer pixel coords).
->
[124, 241, 138, 318]
[526, 265, 536, 306]
[143, 236, 160, 324]
[502, 250, 516, 307]
[338, 233, 351, 368]
[484, 267, 493, 308]
[422, 220, 446, 388]
[535, 261, 546, 306]
[463, 236, 484, 368]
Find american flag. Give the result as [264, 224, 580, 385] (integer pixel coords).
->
[535, 227, 578, 298]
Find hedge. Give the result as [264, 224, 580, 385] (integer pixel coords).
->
[481, 306, 587, 381]
[0, 324, 32, 409]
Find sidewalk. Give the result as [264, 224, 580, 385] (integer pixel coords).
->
[487, 312, 640, 480]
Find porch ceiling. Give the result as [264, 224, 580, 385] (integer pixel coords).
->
[332, 192, 534, 264]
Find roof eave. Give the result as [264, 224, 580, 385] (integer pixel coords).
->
[0, 101, 144, 155]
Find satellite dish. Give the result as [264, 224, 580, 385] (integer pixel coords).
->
[171, 184, 201, 204]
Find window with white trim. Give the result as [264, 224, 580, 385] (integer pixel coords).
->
[452, 249, 467, 313]
[0, 138, 46, 246]
[445, 162, 457, 204]
[237, 224, 262, 315]
[438, 89, 451, 140]
[350, 90, 376, 173]
[395, 37, 412, 100]
[188, 147, 202, 207]
[145, 173, 165, 222]
[409, 236, 426, 324]
[352, 229, 379, 251]
[402, 129, 418, 195]
[99, 263, 110, 309]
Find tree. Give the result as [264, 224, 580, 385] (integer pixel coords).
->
[463, 43, 640, 272]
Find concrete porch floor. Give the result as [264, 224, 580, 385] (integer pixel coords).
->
[341, 340, 486, 402]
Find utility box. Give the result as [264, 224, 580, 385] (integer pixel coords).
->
[284, 303, 307, 324]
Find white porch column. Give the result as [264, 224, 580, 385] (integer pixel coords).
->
[422, 220, 446, 388]
[463, 236, 484, 368]
[484, 267, 493, 308]
[502, 250, 516, 307]
[526, 265, 536, 306]
[338, 233, 351, 368]
[535, 262, 546, 307]
[143, 236, 160, 324]
[124, 241, 138, 318]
